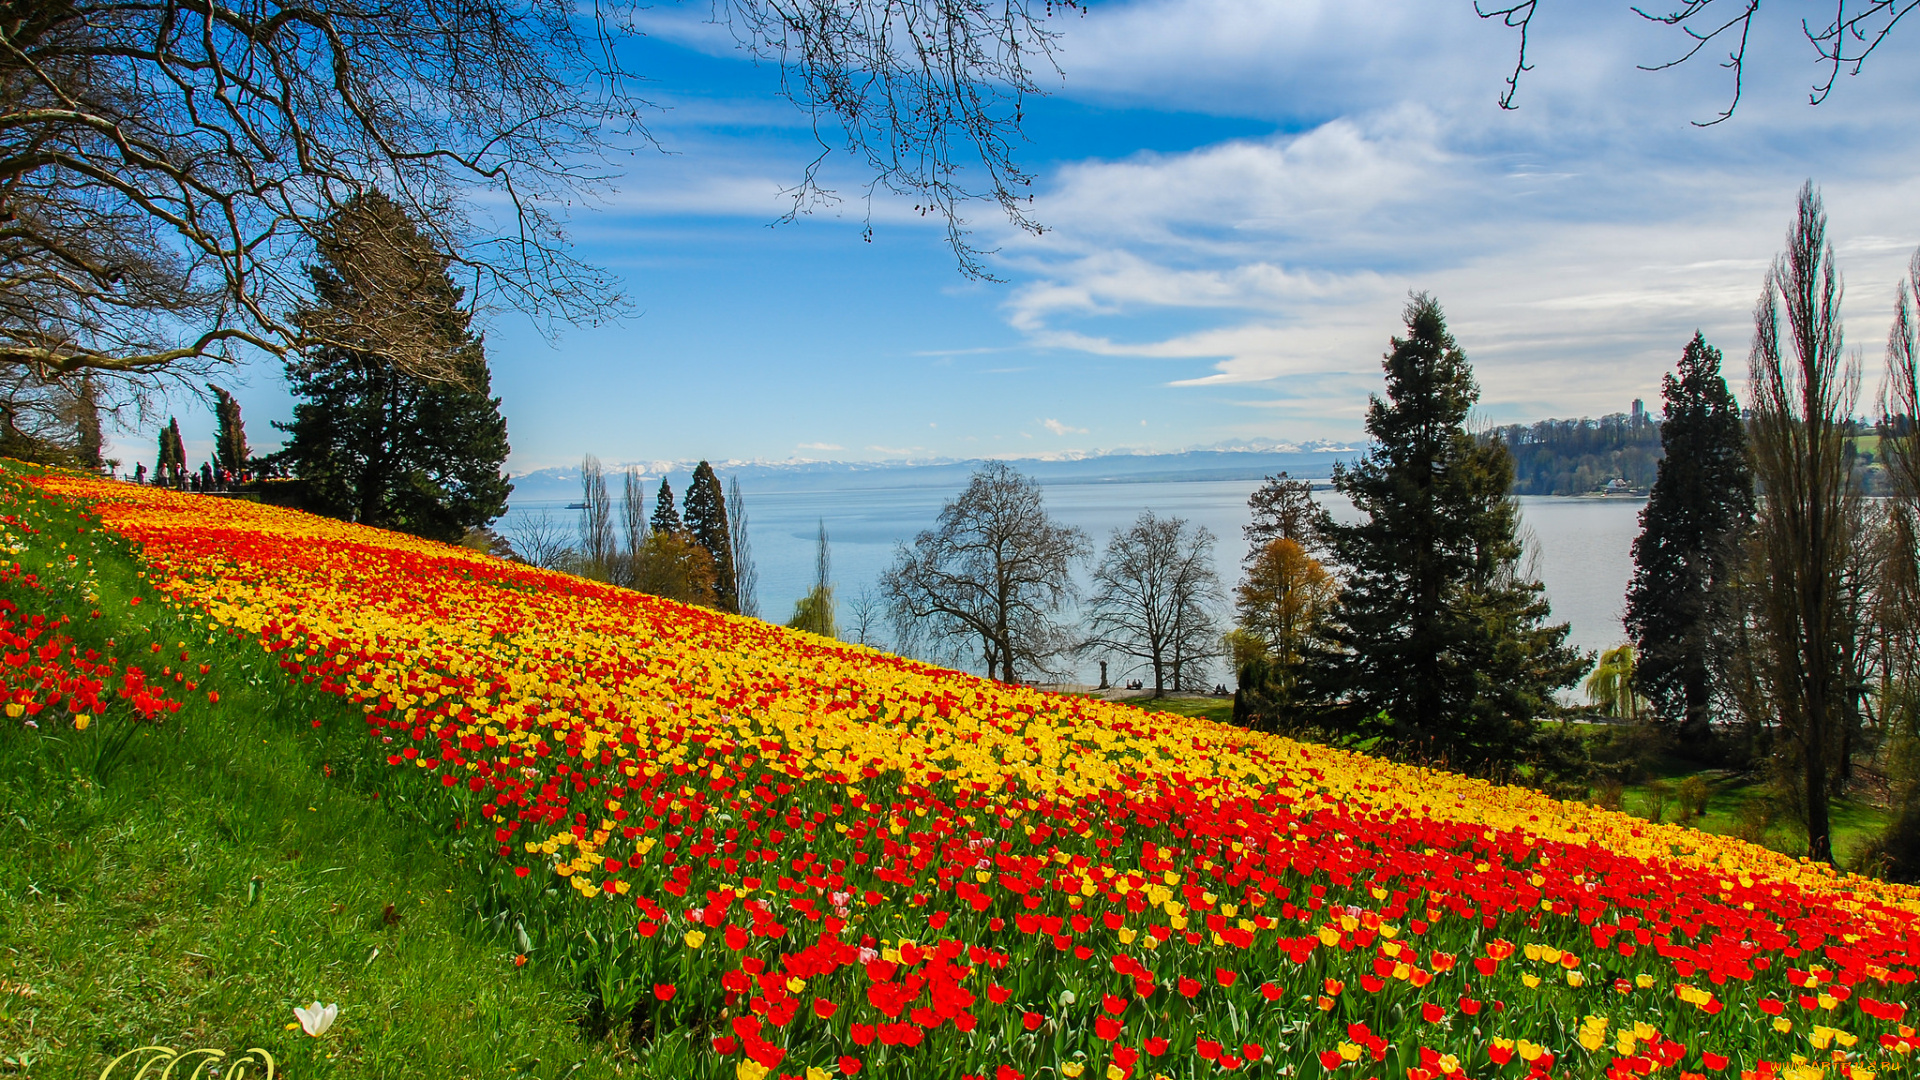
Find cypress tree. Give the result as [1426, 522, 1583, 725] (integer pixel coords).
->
[74, 375, 102, 469]
[1315, 294, 1586, 769]
[277, 192, 512, 543]
[209, 384, 250, 475]
[157, 417, 186, 486]
[1623, 333, 1753, 750]
[651, 478, 684, 534]
[683, 461, 738, 613]
[169, 419, 186, 485]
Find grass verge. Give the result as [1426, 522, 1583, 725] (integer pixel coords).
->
[0, 466, 633, 1079]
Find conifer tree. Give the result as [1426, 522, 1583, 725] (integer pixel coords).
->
[73, 375, 103, 469]
[1315, 294, 1586, 769]
[209, 384, 250, 475]
[277, 192, 511, 543]
[683, 461, 738, 613]
[651, 478, 684, 534]
[156, 417, 186, 485]
[1624, 333, 1754, 749]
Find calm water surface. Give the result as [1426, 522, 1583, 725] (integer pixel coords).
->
[499, 480, 1644, 678]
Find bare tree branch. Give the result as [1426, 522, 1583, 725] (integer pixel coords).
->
[0, 0, 1074, 378]
[1477, 1, 1914, 124]
[1473, 0, 1537, 111]
[714, 0, 1075, 281]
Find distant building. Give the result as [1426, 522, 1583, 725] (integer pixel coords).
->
[1631, 399, 1646, 427]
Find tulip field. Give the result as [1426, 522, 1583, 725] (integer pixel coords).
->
[9, 470, 1920, 1080]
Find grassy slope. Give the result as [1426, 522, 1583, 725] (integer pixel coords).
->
[0, 468, 633, 1079]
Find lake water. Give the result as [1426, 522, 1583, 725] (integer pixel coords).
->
[496, 480, 1645, 681]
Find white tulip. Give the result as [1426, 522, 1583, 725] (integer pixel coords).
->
[294, 1000, 338, 1037]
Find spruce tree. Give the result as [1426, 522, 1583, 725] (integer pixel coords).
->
[277, 192, 511, 543]
[1623, 333, 1753, 750]
[651, 478, 684, 534]
[1316, 294, 1586, 769]
[209, 384, 250, 475]
[683, 461, 738, 613]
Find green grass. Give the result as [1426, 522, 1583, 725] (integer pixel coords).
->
[0, 468, 635, 1079]
[1123, 694, 1236, 726]
[1609, 765, 1892, 866]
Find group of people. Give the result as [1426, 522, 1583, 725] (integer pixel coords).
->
[127, 462, 262, 492]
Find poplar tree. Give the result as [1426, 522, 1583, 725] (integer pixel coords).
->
[1316, 294, 1586, 769]
[1624, 333, 1754, 750]
[788, 520, 837, 638]
[683, 461, 739, 613]
[1745, 183, 1862, 865]
[728, 476, 761, 619]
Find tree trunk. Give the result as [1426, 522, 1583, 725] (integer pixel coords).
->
[1805, 704, 1832, 863]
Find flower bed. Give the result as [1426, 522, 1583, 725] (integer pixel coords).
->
[30, 472, 1920, 1080]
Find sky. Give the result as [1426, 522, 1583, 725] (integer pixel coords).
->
[110, 1, 1920, 475]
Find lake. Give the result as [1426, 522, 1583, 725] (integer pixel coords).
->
[496, 479, 1646, 682]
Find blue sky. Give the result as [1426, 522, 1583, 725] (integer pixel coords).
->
[114, 1, 1920, 474]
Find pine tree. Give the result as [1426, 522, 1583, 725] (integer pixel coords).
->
[276, 192, 511, 543]
[209, 384, 250, 475]
[1624, 333, 1753, 750]
[683, 461, 738, 613]
[1316, 294, 1586, 769]
[651, 478, 684, 534]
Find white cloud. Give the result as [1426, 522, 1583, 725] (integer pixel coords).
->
[980, 44, 1920, 430]
[797, 441, 844, 451]
[1042, 418, 1089, 435]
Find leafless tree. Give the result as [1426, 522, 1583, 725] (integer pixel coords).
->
[846, 584, 887, 648]
[579, 455, 617, 581]
[1081, 511, 1225, 696]
[1871, 245, 1920, 878]
[1477, 1, 1916, 125]
[728, 476, 761, 619]
[0, 0, 1073, 380]
[881, 463, 1089, 682]
[509, 507, 577, 571]
[1745, 182, 1863, 865]
[622, 468, 650, 587]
